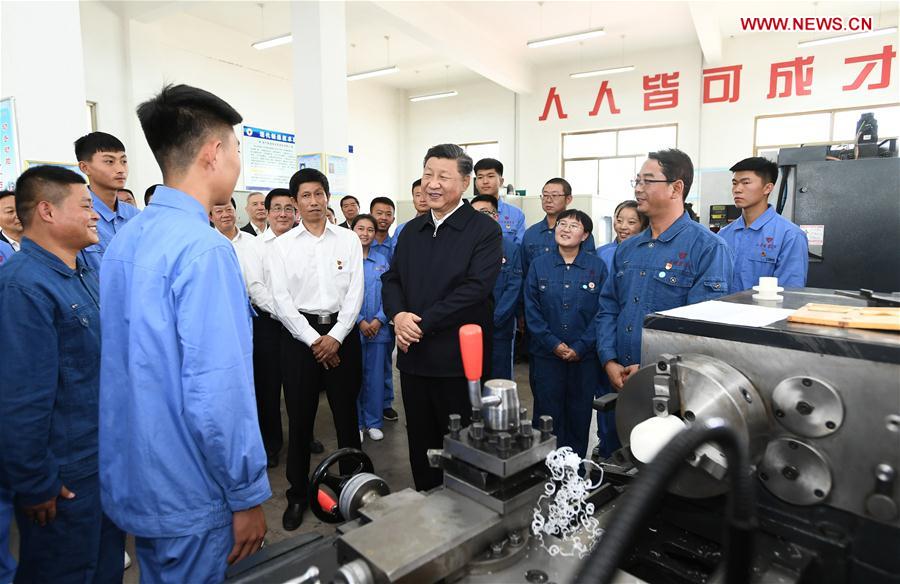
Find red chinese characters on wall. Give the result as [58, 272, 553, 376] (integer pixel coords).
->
[537, 44, 896, 121]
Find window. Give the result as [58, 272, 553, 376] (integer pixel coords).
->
[562, 124, 677, 197]
[754, 104, 900, 153]
[461, 141, 500, 163]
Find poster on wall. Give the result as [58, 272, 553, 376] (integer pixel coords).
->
[241, 125, 296, 191]
[1, 97, 22, 190]
[24, 160, 86, 180]
[297, 153, 348, 197]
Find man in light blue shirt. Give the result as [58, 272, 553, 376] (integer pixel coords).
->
[521, 178, 596, 276]
[597, 149, 732, 391]
[75, 132, 140, 273]
[99, 84, 269, 583]
[474, 158, 525, 244]
[718, 157, 808, 292]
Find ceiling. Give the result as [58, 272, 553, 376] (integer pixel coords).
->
[107, 1, 899, 93]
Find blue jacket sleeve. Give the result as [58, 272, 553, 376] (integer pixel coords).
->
[524, 263, 562, 355]
[0, 286, 63, 505]
[513, 213, 525, 245]
[596, 257, 621, 366]
[494, 244, 523, 326]
[173, 246, 271, 512]
[686, 239, 733, 305]
[570, 261, 607, 359]
[775, 229, 808, 288]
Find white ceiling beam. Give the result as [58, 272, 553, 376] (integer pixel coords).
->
[369, 1, 534, 94]
[105, 1, 187, 24]
[689, 2, 723, 66]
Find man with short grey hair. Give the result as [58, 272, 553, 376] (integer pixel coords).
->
[382, 144, 502, 491]
[241, 192, 267, 236]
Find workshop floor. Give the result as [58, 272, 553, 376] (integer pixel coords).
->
[10, 360, 601, 583]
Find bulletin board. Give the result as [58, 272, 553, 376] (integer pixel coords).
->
[297, 152, 348, 197]
[241, 125, 296, 191]
[1, 97, 21, 190]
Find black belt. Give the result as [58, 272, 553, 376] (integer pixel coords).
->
[300, 311, 339, 326]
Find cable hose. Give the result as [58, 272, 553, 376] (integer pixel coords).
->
[573, 418, 757, 584]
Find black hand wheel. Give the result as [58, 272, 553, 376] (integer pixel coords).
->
[308, 448, 374, 523]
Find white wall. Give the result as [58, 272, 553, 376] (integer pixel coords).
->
[2, 1, 89, 165]
[77, 4, 405, 213]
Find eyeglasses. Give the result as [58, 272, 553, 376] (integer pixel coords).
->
[630, 178, 675, 188]
[270, 205, 297, 215]
[477, 209, 498, 217]
[556, 221, 583, 232]
[540, 192, 567, 200]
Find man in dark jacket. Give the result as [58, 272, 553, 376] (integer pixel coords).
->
[382, 144, 502, 491]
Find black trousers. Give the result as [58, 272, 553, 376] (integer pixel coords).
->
[400, 373, 472, 492]
[281, 322, 362, 506]
[252, 310, 285, 457]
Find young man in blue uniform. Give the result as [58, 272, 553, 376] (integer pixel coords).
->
[99, 84, 270, 583]
[718, 157, 808, 291]
[369, 196, 396, 262]
[393, 179, 428, 243]
[352, 214, 394, 441]
[471, 195, 523, 380]
[474, 158, 525, 244]
[0, 165, 124, 583]
[525, 209, 607, 459]
[597, 149, 733, 391]
[521, 177, 596, 276]
[74, 132, 139, 272]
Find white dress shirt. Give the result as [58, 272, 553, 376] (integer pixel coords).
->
[430, 197, 465, 234]
[270, 221, 364, 346]
[250, 221, 265, 236]
[244, 227, 280, 314]
[222, 227, 257, 294]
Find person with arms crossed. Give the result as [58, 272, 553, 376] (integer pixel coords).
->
[99, 84, 270, 583]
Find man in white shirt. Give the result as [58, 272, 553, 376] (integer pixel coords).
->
[269, 168, 364, 531]
[0, 190, 23, 252]
[241, 192, 267, 236]
[210, 197, 256, 286]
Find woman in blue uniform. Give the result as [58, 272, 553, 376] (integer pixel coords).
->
[524, 209, 607, 459]
[594, 200, 647, 457]
[353, 214, 394, 441]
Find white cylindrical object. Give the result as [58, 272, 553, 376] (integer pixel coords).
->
[753, 276, 784, 301]
[629, 415, 686, 463]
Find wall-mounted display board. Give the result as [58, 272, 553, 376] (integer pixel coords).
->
[241, 125, 296, 191]
[1, 97, 21, 190]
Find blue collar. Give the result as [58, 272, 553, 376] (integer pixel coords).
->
[636, 211, 692, 245]
[735, 205, 777, 231]
[91, 190, 118, 222]
[552, 248, 591, 269]
[148, 186, 211, 224]
[21, 237, 87, 278]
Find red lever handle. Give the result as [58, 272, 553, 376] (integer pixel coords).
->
[317, 488, 338, 514]
[459, 324, 483, 382]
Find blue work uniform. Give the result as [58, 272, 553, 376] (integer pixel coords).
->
[357, 251, 394, 430]
[522, 216, 596, 275]
[370, 233, 396, 263]
[597, 212, 733, 369]
[0, 239, 124, 583]
[491, 239, 523, 380]
[524, 249, 608, 459]
[0, 240, 12, 583]
[392, 221, 408, 244]
[592, 240, 620, 457]
[0, 239, 13, 265]
[597, 241, 617, 271]
[99, 187, 270, 583]
[79, 191, 139, 273]
[498, 199, 526, 244]
[717, 205, 808, 292]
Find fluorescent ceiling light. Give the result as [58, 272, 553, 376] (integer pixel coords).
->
[347, 66, 400, 81]
[570, 65, 635, 79]
[527, 28, 605, 49]
[798, 27, 897, 48]
[409, 90, 458, 103]
[251, 33, 292, 50]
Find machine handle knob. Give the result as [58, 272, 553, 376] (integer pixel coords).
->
[459, 324, 483, 381]
[317, 488, 338, 514]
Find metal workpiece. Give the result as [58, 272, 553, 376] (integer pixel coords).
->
[616, 353, 769, 498]
[758, 438, 833, 506]
[339, 473, 391, 522]
[482, 379, 521, 433]
[772, 376, 844, 438]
